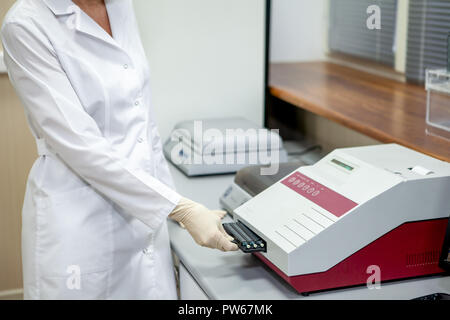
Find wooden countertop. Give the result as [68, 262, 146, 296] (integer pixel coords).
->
[269, 62, 450, 162]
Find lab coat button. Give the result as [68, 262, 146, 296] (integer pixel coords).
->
[134, 100, 140, 106]
[123, 64, 129, 69]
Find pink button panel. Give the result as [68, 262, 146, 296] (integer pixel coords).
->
[281, 172, 358, 217]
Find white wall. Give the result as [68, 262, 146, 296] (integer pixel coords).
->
[270, 0, 327, 62]
[133, 0, 266, 140]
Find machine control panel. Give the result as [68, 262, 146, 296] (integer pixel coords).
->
[281, 172, 358, 217]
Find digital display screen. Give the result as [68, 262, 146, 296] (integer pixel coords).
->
[331, 159, 354, 171]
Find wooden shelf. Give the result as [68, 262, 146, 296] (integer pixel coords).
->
[269, 62, 450, 162]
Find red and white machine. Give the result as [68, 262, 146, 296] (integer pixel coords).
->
[234, 144, 450, 294]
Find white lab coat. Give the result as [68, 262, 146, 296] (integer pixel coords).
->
[2, 0, 181, 299]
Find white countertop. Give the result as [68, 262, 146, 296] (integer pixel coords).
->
[167, 163, 450, 300]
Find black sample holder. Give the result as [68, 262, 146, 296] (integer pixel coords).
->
[223, 221, 266, 253]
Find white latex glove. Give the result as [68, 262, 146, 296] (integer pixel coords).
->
[169, 197, 238, 252]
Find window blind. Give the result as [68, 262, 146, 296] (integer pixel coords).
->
[329, 0, 398, 66]
[406, 0, 450, 83]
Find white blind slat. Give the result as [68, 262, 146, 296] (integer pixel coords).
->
[329, 0, 397, 66]
[406, 0, 450, 83]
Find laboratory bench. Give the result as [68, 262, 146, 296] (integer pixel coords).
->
[167, 163, 450, 300]
[268, 62, 450, 163]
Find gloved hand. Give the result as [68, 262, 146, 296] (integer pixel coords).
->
[169, 197, 238, 252]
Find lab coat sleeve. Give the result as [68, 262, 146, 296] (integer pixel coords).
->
[1, 21, 181, 232]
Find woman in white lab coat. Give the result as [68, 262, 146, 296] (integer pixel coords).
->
[2, 0, 237, 300]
